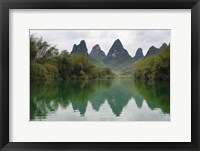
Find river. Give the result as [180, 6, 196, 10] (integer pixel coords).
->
[30, 78, 170, 121]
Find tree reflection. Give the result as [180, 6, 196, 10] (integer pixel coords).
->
[30, 79, 170, 120]
[133, 80, 170, 114]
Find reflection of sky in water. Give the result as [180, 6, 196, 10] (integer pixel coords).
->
[43, 98, 170, 121]
[31, 79, 170, 121]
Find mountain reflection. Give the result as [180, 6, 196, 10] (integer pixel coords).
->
[30, 79, 170, 121]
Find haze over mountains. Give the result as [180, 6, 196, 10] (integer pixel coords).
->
[70, 39, 169, 70]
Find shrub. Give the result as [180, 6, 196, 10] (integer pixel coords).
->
[31, 63, 47, 81]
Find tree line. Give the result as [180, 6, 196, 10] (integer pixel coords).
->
[30, 35, 114, 81]
[133, 45, 170, 81]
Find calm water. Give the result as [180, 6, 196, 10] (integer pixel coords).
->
[30, 79, 170, 121]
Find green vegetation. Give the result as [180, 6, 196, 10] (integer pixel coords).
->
[30, 35, 114, 81]
[133, 45, 170, 81]
[30, 34, 170, 82]
[31, 63, 59, 81]
[31, 79, 170, 120]
[133, 80, 170, 114]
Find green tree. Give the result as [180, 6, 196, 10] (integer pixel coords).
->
[31, 63, 47, 81]
[133, 46, 170, 81]
[57, 51, 72, 80]
[44, 64, 59, 80]
[30, 34, 59, 63]
[30, 35, 115, 81]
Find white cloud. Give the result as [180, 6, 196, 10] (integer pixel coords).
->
[30, 29, 170, 57]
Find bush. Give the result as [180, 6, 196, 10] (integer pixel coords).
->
[133, 46, 170, 81]
[44, 64, 59, 80]
[31, 63, 47, 81]
[30, 35, 115, 81]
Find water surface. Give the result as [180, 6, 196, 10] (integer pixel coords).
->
[30, 79, 170, 121]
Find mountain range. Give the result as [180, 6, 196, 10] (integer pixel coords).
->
[70, 39, 168, 70]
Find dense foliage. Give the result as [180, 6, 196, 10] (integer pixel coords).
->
[133, 45, 170, 81]
[133, 80, 170, 114]
[30, 35, 114, 81]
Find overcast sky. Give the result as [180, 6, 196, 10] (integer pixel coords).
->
[30, 30, 170, 57]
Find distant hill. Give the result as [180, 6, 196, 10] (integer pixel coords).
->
[133, 45, 170, 81]
[133, 48, 144, 61]
[146, 43, 168, 57]
[68, 39, 169, 76]
[90, 44, 106, 62]
[70, 40, 88, 56]
[159, 43, 168, 50]
[103, 39, 132, 66]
